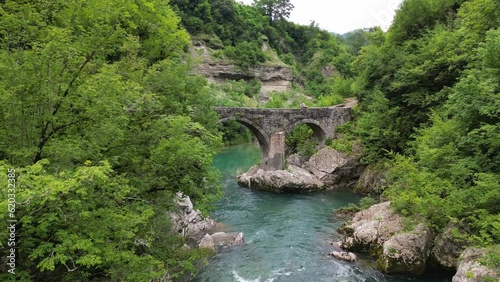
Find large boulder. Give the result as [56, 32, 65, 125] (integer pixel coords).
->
[286, 153, 307, 167]
[431, 221, 468, 269]
[376, 223, 433, 275]
[354, 165, 385, 195]
[339, 202, 403, 253]
[303, 148, 362, 188]
[452, 247, 500, 282]
[237, 165, 324, 192]
[211, 232, 245, 246]
[338, 202, 434, 275]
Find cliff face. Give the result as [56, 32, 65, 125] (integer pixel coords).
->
[191, 44, 293, 94]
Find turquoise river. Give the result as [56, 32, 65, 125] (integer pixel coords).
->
[193, 144, 453, 282]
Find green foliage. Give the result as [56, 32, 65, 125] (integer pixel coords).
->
[359, 197, 378, 209]
[356, 90, 402, 162]
[341, 29, 374, 55]
[264, 93, 286, 108]
[254, 0, 294, 21]
[480, 246, 500, 275]
[352, 0, 500, 250]
[327, 122, 357, 154]
[0, 160, 164, 281]
[0, 0, 223, 280]
[224, 41, 266, 70]
[316, 94, 343, 107]
[219, 120, 254, 146]
[285, 124, 317, 158]
[388, 0, 462, 44]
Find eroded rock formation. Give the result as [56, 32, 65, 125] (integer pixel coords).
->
[237, 147, 362, 192]
[431, 222, 468, 269]
[192, 44, 293, 94]
[338, 202, 434, 275]
[170, 192, 215, 237]
[171, 192, 246, 253]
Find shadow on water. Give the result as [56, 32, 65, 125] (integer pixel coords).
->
[193, 144, 454, 282]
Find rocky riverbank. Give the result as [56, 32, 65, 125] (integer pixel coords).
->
[234, 143, 498, 281]
[170, 192, 245, 250]
[333, 201, 499, 281]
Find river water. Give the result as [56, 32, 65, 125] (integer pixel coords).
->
[193, 144, 453, 282]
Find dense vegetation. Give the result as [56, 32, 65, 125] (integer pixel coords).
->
[0, 0, 222, 280]
[0, 0, 360, 280]
[1, 0, 498, 280]
[352, 0, 499, 252]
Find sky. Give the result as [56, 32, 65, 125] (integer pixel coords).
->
[239, 0, 404, 34]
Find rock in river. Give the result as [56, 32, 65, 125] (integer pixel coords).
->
[237, 165, 324, 192]
[338, 201, 434, 275]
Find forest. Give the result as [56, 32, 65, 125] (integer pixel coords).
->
[0, 0, 498, 281]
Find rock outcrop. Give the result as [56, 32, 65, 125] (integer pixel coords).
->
[431, 222, 468, 269]
[286, 153, 307, 167]
[303, 147, 362, 188]
[192, 44, 293, 94]
[172, 192, 246, 253]
[198, 233, 215, 250]
[198, 232, 245, 250]
[354, 165, 385, 195]
[238, 165, 324, 192]
[376, 223, 433, 275]
[338, 202, 434, 275]
[238, 147, 364, 192]
[452, 247, 500, 282]
[170, 192, 215, 237]
[339, 202, 403, 253]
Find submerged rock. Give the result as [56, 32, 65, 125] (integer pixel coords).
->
[237, 165, 324, 192]
[328, 250, 357, 262]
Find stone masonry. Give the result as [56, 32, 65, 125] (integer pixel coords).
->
[215, 105, 352, 170]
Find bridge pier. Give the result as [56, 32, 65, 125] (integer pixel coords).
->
[262, 132, 285, 170]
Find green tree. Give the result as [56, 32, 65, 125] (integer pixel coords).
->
[254, 0, 294, 21]
[0, 0, 222, 280]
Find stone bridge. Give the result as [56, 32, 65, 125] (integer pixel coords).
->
[215, 105, 352, 170]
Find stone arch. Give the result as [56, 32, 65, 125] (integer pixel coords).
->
[218, 117, 269, 160]
[287, 119, 327, 146]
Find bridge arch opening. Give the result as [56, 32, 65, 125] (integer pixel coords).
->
[218, 117, 269, 160]
[288, 119, 327, 147]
